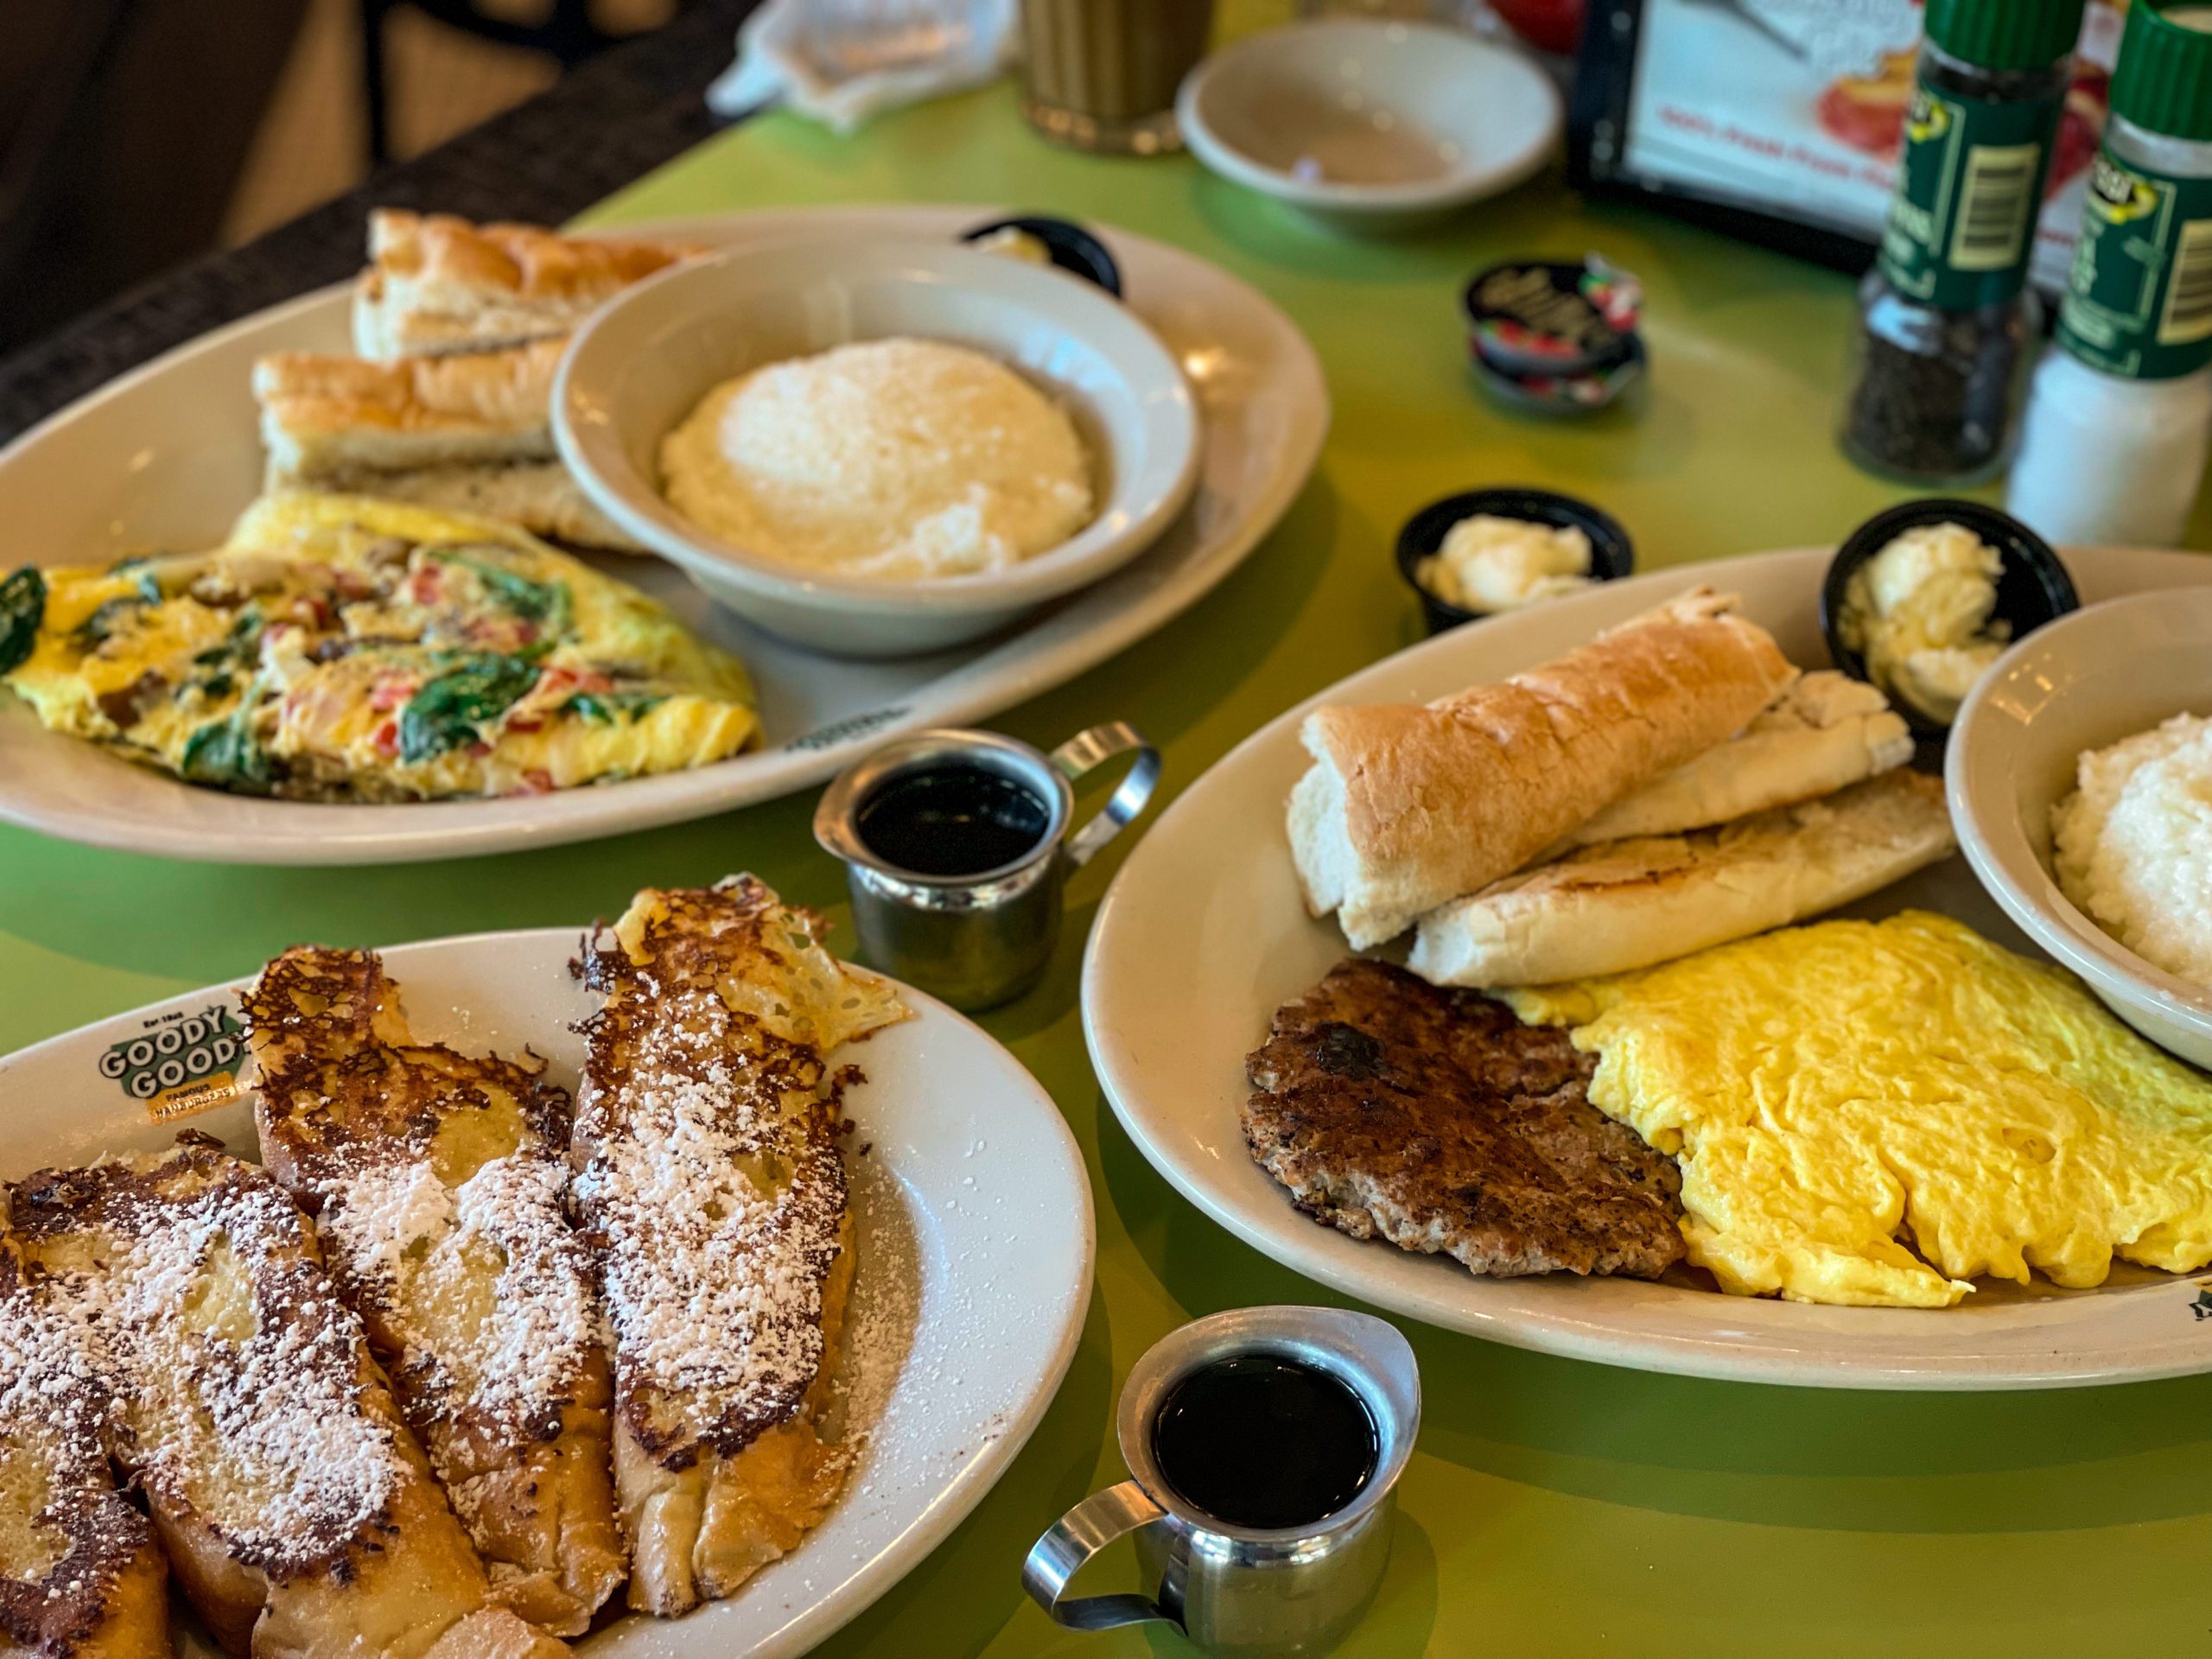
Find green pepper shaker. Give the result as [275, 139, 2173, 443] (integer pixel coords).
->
[1840, 0, 2089, 485]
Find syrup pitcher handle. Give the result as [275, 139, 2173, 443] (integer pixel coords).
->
[1052, 721, 1161, 869]
[1022, 1479, 1179, 1633]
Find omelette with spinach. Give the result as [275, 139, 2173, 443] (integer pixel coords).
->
[0, 493, 759, 802]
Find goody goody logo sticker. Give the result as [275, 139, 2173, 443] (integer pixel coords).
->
[99, 1001, 245, 1122]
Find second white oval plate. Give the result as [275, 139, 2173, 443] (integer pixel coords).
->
[1084, 545, 2212, 1389]
[0, 928, 1094, 1655]
[0, 204, 1325, 864]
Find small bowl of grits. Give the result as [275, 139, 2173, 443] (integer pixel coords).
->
[1949, 587, 2212, 1070]
[553, 238, 1200, 657]
[1393, 486, 1632, 635]
[1821, 499, 2077, 738]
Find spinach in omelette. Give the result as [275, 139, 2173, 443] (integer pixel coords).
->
[0, 493, 759, 802]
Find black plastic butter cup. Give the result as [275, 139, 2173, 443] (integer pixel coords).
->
[960, 215, 1122, 298]
[1819, 498, 2079, 740]
[1395, 487, 1635, 637]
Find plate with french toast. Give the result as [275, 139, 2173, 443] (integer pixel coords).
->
[0, 204, 1325, 864]
[1085, 544, 2212, 1390]
[0, 879, 1093, 1655]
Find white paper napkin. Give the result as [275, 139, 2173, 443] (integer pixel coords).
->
[708, 0, 1019, 132]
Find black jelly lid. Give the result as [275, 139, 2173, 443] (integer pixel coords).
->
[1460, 257, 1642, 376]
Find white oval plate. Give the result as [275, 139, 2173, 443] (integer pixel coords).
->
[0, 205, 1326, 864]
[0, 928, 1094, 1655]
[1084, 545, 2212, 1390]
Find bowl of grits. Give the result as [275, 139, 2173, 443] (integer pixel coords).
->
[1948, 587, 2212, 1069]
[554, 238, 1201, 657]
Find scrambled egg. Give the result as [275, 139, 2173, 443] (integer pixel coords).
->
[0, 493, 758, 802]
[1505, 912, 2212, 1307]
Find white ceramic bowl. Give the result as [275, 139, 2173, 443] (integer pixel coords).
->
[1175, 19, 1562, 232]
[1948, 588, 2212, 1069]
[554, 238, 1202, 658]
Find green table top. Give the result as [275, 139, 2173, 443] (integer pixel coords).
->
[7, 20, 2212, 1656]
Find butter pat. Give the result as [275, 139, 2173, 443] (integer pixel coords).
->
[1417, 515, 1592, 613]
[660, 338, 1094, 582]
[1841, 522, 2009, 724]
[969, 226, 1054, 266]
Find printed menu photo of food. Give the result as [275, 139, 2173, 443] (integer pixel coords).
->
[1613, 0, 2125, 288]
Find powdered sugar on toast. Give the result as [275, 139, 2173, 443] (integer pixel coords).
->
[243, 944, 608, 1539]
[575, 987, 845, 1454]
[315, 1148, 600, 1454]
[11, 1149, 409, 1576]
[0, 1247, 155, 1636]
[573, 877, 907, 1465]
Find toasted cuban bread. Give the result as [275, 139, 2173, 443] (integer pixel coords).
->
[1565, 671, 1913, 846]
[1408, 768, 1957, 988]
[254, 342, 563, 478]
[573, 877, 909, 1616]
[253, 342, 645, 553]
[10, 1141, 569, 1659]
[0, 1236, 168, 1659]
[244, 947, 625, 1637]
[354, 210, 694, 360]
[1290, 589, 1796, 948]
[278, 461, 644, 553]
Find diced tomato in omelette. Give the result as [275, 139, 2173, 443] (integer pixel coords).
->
[0, 493, 759, 803]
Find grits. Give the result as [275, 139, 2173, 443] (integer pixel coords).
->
[659, 337, 1093, 582]
[2053, 712, 2212, 990]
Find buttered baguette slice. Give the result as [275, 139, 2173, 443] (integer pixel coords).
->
[1409, 769, 1956, 988]
[0, 1236, 168, 1659]
[245, 947, 625, 1637]
[574, 878, 909, 1617]
[1565, 671, 1913, 846]
[10, 1142, 569, 1659]
[1291, 589, 1796, 948]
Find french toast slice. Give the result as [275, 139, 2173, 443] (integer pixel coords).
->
[573, 878, 908, 1616]
[0, 1233, 168, 1659]
[242, 946, 624, 1636]
[9, 1141, 570, 1659]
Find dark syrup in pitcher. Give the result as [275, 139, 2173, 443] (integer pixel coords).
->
[1151, 1353, 1379, 1531]
[856, 766, 1050, 877]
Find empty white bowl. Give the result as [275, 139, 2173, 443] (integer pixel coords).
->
[554, 238, 1201, 658]
[1948, 588, 2212, 1068]
[1175, 19, 1562, 232]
